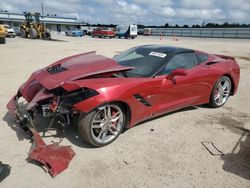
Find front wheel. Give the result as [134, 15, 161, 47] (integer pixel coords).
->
[21, 29, 27, 38]
[0, 37, 6, 44]
[209, 76, 232, 108]
[29, 28, 37, 39]
[78, 103, 126, 147]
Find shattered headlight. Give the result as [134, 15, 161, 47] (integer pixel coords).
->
[61, 88, 99, 106]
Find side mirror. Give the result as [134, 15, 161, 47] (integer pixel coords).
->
[165, 68, 187, 80]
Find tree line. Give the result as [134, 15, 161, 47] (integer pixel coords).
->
[84, 22, 250, 28]
[139, 22, 250, 28]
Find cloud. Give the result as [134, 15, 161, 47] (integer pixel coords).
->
[0, 0, 249, 25]
[179, 0, 215, 9]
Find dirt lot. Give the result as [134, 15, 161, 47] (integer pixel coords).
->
[0, 35, 250, 188]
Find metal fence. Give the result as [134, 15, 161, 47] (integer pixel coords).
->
[150, 28, 250, 39]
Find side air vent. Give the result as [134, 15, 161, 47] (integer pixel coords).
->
[134, 94, 152, 107]
[47, 64, 67, 74]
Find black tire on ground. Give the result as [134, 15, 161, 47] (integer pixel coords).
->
[29, 28, 38, 39]
[78, 103, 126, 147]
[208, 76, 232, 108]
[42, 31, 51, 40]
[0, 37, 6, 44]
[21, 29, 27, 38]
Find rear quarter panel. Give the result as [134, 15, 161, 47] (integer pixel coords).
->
[208, 59, 240, 95]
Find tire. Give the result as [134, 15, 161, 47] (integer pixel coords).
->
[42, 31, 51, 40]
[0, 37, 6, 44]
[21, 29, 27, 38]
[208, 76, 232, 108]
[29, 28, 37, 39]
[78, 103, 126, 147]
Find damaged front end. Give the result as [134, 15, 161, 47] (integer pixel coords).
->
[7, 82, 98, 136]
[6, 81, 98, 177]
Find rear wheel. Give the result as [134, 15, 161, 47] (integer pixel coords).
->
[209, 76, 232, 108]
[42, 31, 51, 40]
[29, 28, 37, 39]
[78, 103, 126, 147]
[0, 37, 6, 44]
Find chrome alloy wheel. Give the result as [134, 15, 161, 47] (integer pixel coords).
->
[213, 77, 231, 106]
[91, 104, 124, 144]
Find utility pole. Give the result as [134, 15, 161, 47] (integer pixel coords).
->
[41, 2, 44, 15]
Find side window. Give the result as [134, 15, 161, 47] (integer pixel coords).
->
[163, 53, 197, 75]
[196, 52, 209, 64]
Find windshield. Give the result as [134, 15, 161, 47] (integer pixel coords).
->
[103, 27, 111, 31]
[117, 26, 128, 33]
[113, 46, 168, 77]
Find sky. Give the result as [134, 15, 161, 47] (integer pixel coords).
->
[0, 0, 250, 25]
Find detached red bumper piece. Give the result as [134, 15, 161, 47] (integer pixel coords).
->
[28, 128, 75, 177]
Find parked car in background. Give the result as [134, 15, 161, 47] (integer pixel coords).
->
[3, 25, 15, 37]
[137, 28, 144, 35]
[0, 24, 7, 44]
[143, 28, 151, 36]
[116, 25, 137, 39]
[81, 26, 97, 35]
[92, 27, 115, 38]
[13, 27, 21, 36]
[65, 28, 84, 37]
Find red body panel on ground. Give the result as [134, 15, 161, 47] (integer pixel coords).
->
[28, 128, 75, 177]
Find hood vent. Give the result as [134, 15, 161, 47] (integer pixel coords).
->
[47, 64, 67, 74]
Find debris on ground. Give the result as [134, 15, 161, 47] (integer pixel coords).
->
[201, 142, 224, 156]
[28, 128, 75, 177]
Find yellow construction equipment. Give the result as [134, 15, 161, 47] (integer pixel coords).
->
[20, 12, 51, 39]
[0, 24, 7, 44]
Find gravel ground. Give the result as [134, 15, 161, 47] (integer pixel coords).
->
[0, 35, 250, 188]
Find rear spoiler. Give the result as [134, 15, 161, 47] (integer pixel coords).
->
[213, 54, 235, 60]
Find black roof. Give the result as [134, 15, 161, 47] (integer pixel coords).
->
[140, 45, 194, 54]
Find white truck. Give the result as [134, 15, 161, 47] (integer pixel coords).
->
[115, 24, 137, 39]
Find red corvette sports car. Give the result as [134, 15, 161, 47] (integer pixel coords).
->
[7, 45, 240, 147]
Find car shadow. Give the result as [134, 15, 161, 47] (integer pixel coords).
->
[221, 127, 250, 180]
[2, 111, 93, 148]
[2, 105, 204, 148]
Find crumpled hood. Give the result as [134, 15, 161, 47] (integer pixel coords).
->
[24, 52, 133, 91]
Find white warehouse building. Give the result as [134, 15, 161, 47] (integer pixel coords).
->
[0, 11, 84, 35]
